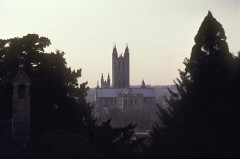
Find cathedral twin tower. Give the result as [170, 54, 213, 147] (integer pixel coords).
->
[100, 44, 130, 88]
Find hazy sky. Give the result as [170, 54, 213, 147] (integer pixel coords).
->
[0, 0, 240, 88]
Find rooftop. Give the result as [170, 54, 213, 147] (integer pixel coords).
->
[95, 87, 155, 98]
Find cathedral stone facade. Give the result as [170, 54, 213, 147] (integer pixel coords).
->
[112, 44, 129, 88]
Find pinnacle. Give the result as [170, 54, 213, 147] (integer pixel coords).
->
[207, 10, 213, 18]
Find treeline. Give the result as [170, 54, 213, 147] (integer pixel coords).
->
[0, 11, 240, 158]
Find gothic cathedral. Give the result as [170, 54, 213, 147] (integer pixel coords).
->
[112, 44, 130, 88]
[100, 44, 130, 88]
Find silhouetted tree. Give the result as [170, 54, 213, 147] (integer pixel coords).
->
[0, 34, 93, 139]
[33, 129, 104, 159]
[91, 119, 144, 158]
[150, 11, 240, 157]
[0, 34, 142, 158]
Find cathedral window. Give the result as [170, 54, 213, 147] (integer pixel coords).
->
[118, 61, 121, 71]
[18, 84, 25, 98]
[130, 99, 133, 104]
[135, 100, 138, 105]
[143, 98, 146, 103]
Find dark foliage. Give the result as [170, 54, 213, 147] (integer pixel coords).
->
[150, 11, 240, 157]
[33, 129, 105, 159]
[0, 34, 141, 158]
[0, 34, 93, 139]
[90, 119, 144, 158]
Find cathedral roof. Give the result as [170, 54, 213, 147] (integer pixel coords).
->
[123, 88, 133, 95]
[95, 88, 155, 98]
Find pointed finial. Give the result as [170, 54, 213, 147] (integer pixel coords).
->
[97, 81, 99, 88]
[113, 42, 117, 50]
[141, 79, 146, 88]
[125, 43, 129, 50]
[113, 43, 118, 55]
[124, 43, 129, 56]
[207, 10, 213, 17]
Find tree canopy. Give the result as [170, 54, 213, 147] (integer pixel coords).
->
[0, 34, 141, 158]
[150, 11, 240, 157]
[0, 34, 92, 138]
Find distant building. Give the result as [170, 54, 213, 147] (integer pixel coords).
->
[94, 45, 156, 129]
[112, 44, 129, 88]
[99, 73, 111, 88]
[95, 87, 155, 111]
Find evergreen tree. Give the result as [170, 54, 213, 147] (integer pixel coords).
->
[150, 11, 240, 157]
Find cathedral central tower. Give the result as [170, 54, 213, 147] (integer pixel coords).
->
[112, 44, 130, 88]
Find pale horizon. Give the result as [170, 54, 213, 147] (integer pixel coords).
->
[0, 0, 239, 88]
